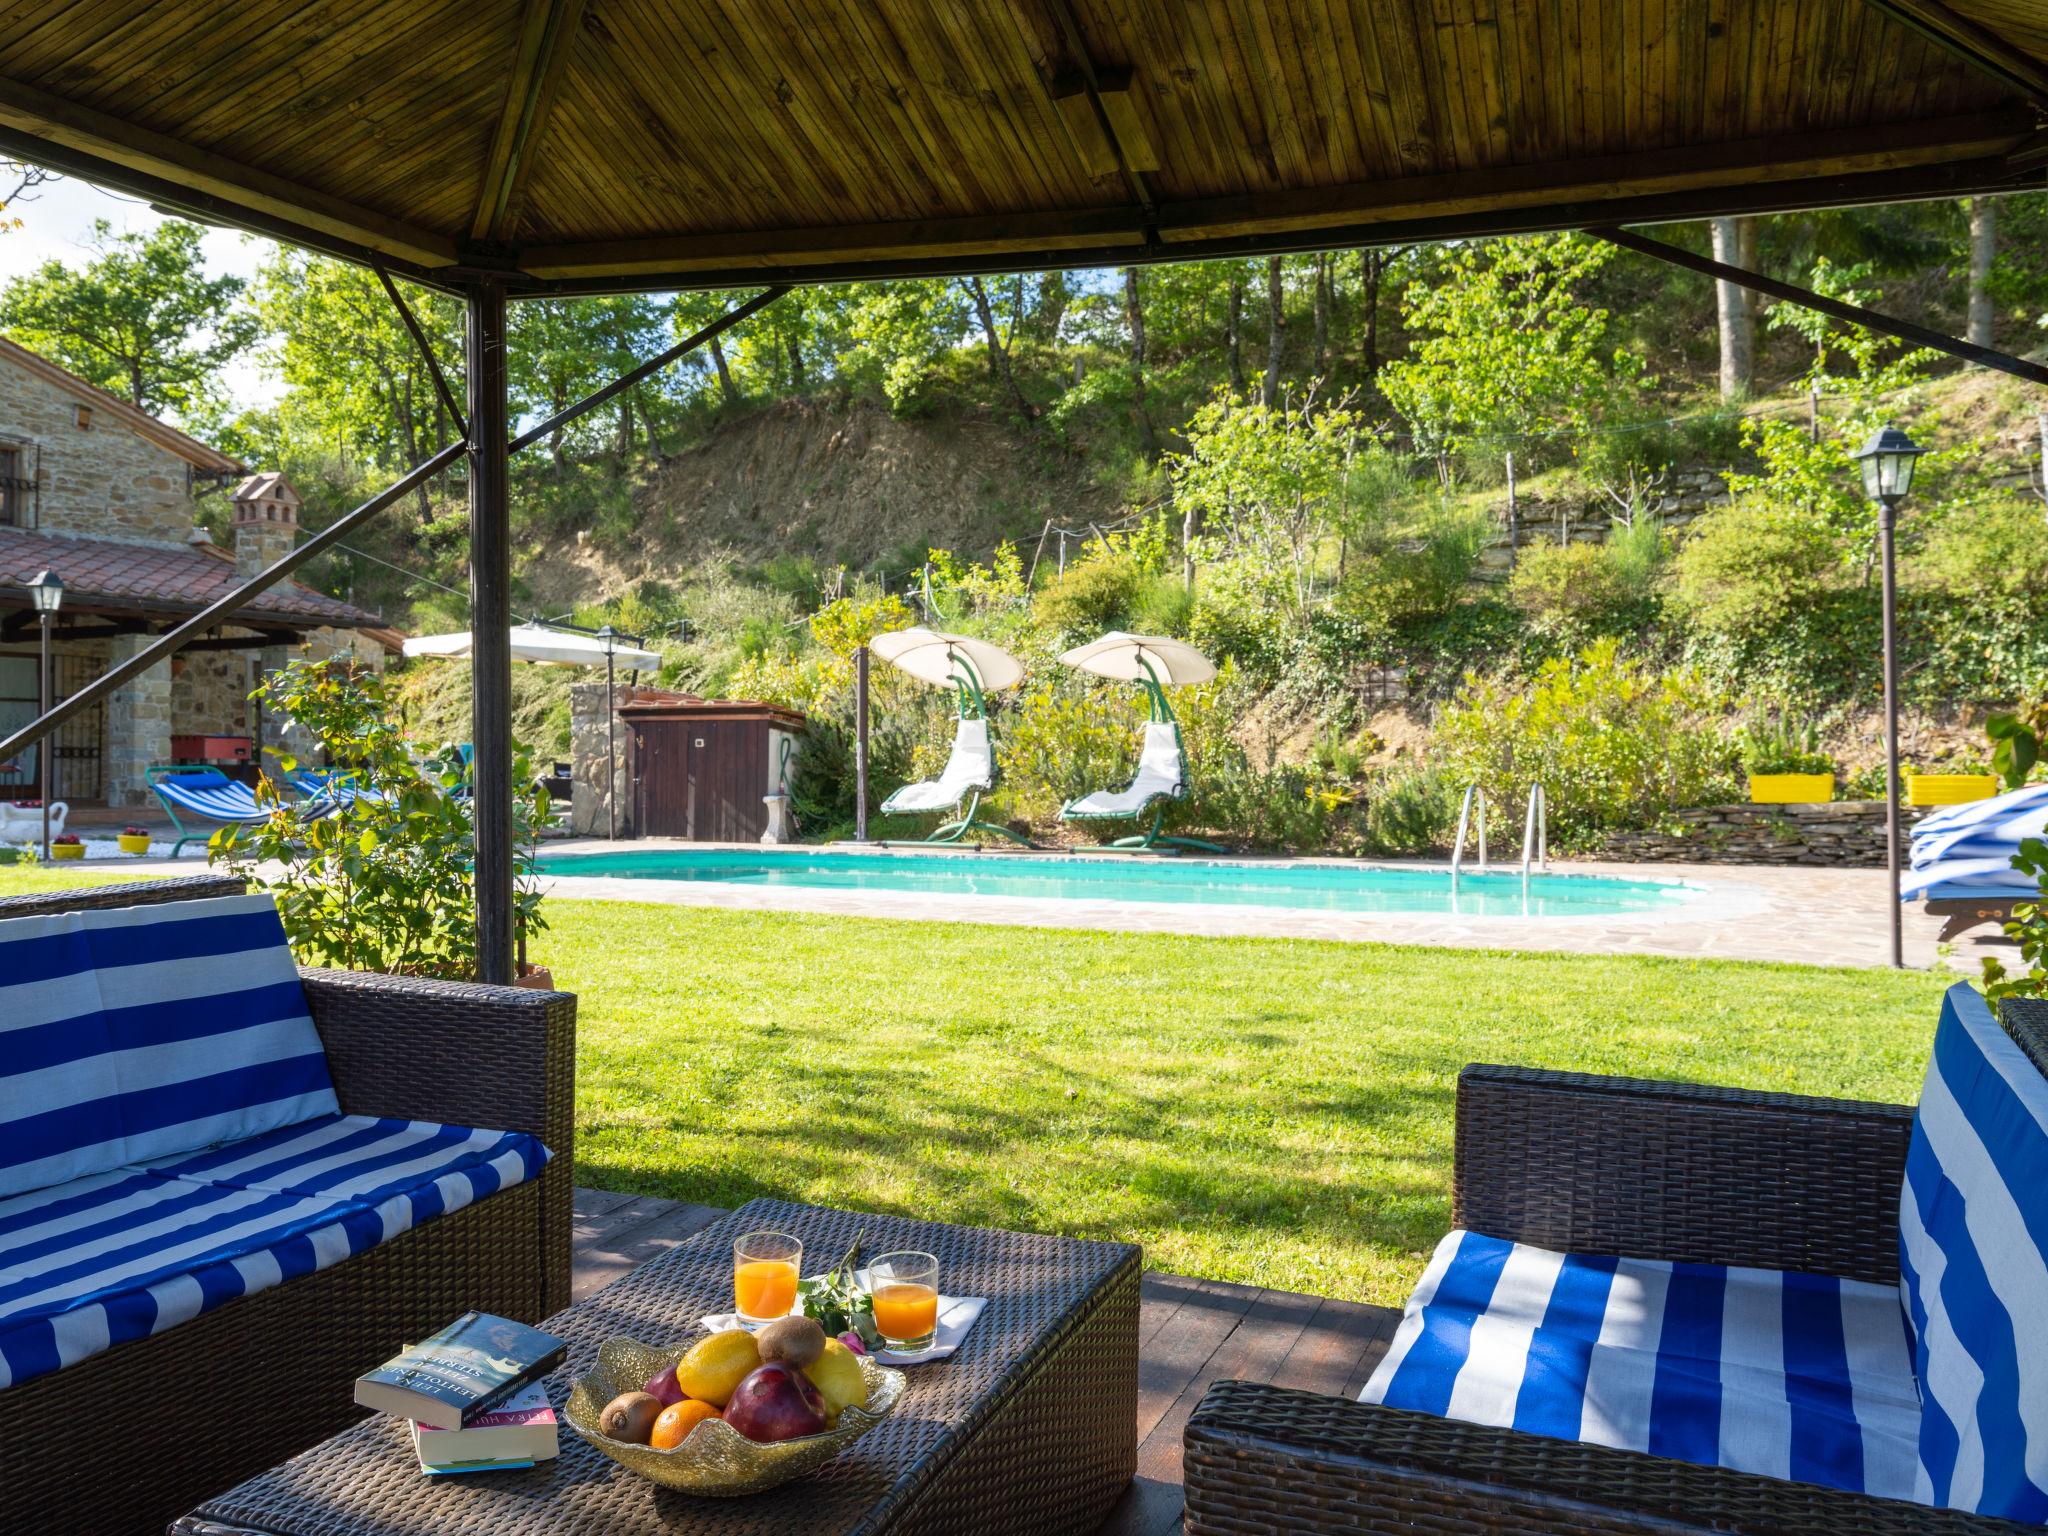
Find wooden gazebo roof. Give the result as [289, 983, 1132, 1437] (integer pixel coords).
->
[0, 1, 2042, 295]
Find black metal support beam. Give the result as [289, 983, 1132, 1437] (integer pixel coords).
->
[467, 279, 516, 987]
[1591, 224, 2048, 388]
[0, 441, 467, 768]
[375, 264, 468, 438]
[508, 285, 786, 452]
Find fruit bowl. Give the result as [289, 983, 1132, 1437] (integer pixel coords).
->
[565, 1337, 904, 1495]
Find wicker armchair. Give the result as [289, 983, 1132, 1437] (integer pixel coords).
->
[1184, 999, 2048, 1536]
[0, 875, 575, 1536]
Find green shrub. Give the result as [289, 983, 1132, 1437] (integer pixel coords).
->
[1361, 761, 1461, 855]
[1671, 501, 1843, 636]
[1432, 639, 1736, 842]
[1735, 714, 1834, 776]
[1339, 507, 1489, 630]
[1508, 541, 1639, 629]
[996, 682, 1146, 826]
[1030, 552, 1145, 637]
[213, 659, 550, 979]
[1983, 838, 2047, 1003]
[1131, 574, 1196, 636]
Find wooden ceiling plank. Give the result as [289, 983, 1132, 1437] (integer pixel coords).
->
[915, 0, 1064, 211]
[756, 0, 951, 217]
[90, 0, 309, 108]
[177, 0, 450, 139]
[0, 0, 104, 58]
[1296, 0, 1363, 180]
[1156, 0, 1252, 192]
[0, 72, 457, 266]
[526, 78, 666, 244]
[518, 105, 2034, 278]
[1320, 0, 1401, 181]
[1862, 0, 2048, 105]
[1466, 0, 1516, 166]
[839, 1, 1011, 217]
[1245, 0, 1333, 184]
[1501, 0, 1551, 163]
[471, 0, 586, 241]
[1191, 0, 1283, 184]
[979, 2, 1109, 201]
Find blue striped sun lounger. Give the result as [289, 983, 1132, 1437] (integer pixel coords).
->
[146, 767, 328, 855]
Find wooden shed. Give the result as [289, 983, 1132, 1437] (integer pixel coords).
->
[621, 696, 805, 844]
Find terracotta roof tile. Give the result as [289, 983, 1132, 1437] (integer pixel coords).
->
[0, 529, 378, 629]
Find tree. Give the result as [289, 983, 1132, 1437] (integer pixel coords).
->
[0, 218, 257, 419]
[255, 252, 460, 519]
[1170, 385, 1363, 620]
[1965, 197, 1997, 347]
[0, 160, 53, 231]
[509, 294, 668, 465]
[1261, 255, 1286, 406]
[1223, 262, 1248, 394]
[1710, 216, 1756, 400]
[1379, 233, 1631, 483]
[1121, 267, 1157, 460]
[961, 275, 1035, 419]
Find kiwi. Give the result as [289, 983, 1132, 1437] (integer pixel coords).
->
[599, 1389, 663, 1444]
[755, 1314, 827, 1369]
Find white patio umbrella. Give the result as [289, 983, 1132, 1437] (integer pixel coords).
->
[403, 622, 660, 840]
[868, 627, 1025, 694]
[1058, 632, 1216, 686]
[403, 624, 662, 669]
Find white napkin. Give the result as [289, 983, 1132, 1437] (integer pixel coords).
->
[697, 1293, 988, 1365]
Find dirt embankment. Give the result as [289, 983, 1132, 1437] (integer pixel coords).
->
[523, 396, 1115, 606]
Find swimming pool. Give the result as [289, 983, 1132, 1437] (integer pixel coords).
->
[537, 847, 1700, 919]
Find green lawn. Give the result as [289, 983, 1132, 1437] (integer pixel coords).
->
[0, 865, 1950, 1305]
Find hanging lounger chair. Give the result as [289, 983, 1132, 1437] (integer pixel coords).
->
[870, 626, 1032, 847]
[1057, 632, 1227, 853]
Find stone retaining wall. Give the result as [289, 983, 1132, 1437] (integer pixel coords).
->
[1595, 799, 1930, 867]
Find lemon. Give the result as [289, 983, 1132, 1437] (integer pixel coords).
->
[674, 1328, 761, 1407]
[802, 1337, 868, 1415]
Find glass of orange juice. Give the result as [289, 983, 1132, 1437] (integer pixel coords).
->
[733, 1231, 801, 1323]
[869, 1250, 940, 1352]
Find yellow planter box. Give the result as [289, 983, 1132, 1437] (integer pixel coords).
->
[118, 833, 152, 855]
[1748, 773, 1835, 804]
[1907, 774, 1999, 808]
[50, 842, 86, 860]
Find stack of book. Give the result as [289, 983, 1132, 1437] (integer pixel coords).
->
[354, 1311, 568, 1475]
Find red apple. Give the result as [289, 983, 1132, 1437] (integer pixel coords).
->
[644, 1363, 687, 1408]
[722, 1361, 830, 1442]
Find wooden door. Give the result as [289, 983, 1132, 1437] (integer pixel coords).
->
[631, 718, 689, 837]
[689, 721, 766, 841]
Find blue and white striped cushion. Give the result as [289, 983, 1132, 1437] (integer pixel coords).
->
[1900, 983, 2048, 1522]
[0, 894, 338, 1198]
[0, 1114, 549, 1390]
[1363, 1230, 1923, 1501]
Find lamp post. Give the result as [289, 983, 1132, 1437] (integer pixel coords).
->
[595, 623, 618, 841]
[26, 569, 63, 861]
[1852, 425, 1925, 970]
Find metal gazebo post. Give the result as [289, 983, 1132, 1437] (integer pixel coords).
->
[855, 644, 870, 843]
[1853, 424, 1925, 971]
[466, 280, 516, 986]
[596, 623, 618, 840]
[27, 569, 63, 861]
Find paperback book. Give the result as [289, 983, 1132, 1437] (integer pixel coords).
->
[355, 1311, 567, 1431]
[412, 1382, 559, 1473]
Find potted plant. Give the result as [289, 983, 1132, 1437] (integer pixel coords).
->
[1906, 766, 2000, 807]
[117, 825, 153, 855]
[1738, 716, 1835, 804]
[50, 832, 86, 860]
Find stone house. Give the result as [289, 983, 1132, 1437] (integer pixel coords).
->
[0, 336, 397, 807]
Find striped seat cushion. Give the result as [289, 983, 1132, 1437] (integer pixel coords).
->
[1363, 1230, 1923, 1502]
[1900, 983, 2048, 1521]
[0, 1114, 549, 1390]
[0, 894, 338, 1198]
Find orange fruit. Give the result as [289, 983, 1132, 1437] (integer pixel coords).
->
[674, 1328, 761, 1407]
[649, 1398, 720, 1450]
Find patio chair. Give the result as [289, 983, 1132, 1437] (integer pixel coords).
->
[1061, 718, 1225, 853]
[880, 714, 1030, 846]
[1185, 987, 2048, 1535]
[0, 875, 575, 1535]
[147, 765, 301, 854]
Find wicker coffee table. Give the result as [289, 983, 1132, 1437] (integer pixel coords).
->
[173, 1198, 1140, 1536]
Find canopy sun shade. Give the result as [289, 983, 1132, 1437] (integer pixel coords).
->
[1059, 632, 1216, 687]
[404, 624, 661, 670]
[869, 628, 1025, 695]
[0, 3, 2042, 296]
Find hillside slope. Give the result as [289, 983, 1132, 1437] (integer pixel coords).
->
[521, 395, 1118, 606]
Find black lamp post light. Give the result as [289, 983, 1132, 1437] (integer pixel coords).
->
[26, 568, 64, 862]
[1851, 424, 1925, 970]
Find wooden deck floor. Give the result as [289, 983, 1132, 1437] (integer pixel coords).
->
[572, 1188, 1400, 1535]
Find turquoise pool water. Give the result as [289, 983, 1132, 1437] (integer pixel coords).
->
[538, 848, 1698, 918]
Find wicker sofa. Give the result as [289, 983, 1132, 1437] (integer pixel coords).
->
[0, 874, 575, 1536]
[1186, 994, 2048, 1536]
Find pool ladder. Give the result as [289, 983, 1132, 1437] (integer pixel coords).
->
[1451, 784, 1547, 876]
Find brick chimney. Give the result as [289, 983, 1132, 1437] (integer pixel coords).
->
[231, 472, 301, 579]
